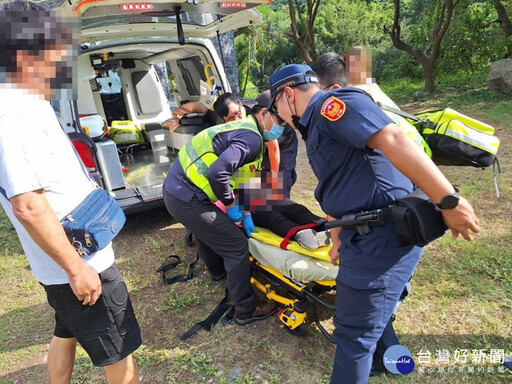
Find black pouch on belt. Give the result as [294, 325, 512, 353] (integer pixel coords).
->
[390, 189, 448, 247]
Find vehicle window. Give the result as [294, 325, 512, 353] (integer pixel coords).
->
[96, 70, 122, 94]
[154, 62, 177, 108]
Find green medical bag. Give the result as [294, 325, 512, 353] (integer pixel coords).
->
[415, 108, 500, 168]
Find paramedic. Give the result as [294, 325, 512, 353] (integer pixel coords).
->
[0, 2, 141, 383]
[164, 92, 298, 197]
[311, 51, 420, 374]
[267, 64, 480, 383]
[162, 92, 284, 325]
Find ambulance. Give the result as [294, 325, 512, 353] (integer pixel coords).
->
[57, 0, 269, 213]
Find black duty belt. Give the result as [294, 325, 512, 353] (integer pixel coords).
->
[325, 207, 393, 235]
[324, 188, 448, 247]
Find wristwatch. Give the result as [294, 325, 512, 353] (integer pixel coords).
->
[437, 193, 460, 210]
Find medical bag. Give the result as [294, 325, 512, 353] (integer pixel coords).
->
[109, 120, 145, 145]
[414, 108, 500, 168]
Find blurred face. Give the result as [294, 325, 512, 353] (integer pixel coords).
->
[16, 44, 71, 100]
[346, 48, 371, 85]
[223, 102, 246, 122]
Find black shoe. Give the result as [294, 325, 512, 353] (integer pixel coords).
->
[210, 271, 227, 282]
[504, 356, 512, 371]
[369, 360, 387, 377]
[234, 300, 278, 325]
[369, 368, 385, 377]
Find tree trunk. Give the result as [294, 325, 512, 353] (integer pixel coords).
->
[384, 0, 459, 94]
[287, 0, 320, 64]
[493, 0, 512, 57]
[424, 63, 436, 94]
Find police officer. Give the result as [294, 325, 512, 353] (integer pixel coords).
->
[311, 51, 424, 375]
[267, 64, 480, 383]
[163, 92, 285, 325]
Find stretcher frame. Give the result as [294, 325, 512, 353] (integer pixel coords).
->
[249, 255, 337, 342]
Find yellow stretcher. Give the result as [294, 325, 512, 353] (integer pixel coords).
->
[248, 227, 337, 340]
[176, 226, 409, 341]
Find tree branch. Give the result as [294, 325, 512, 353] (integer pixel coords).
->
[293, 0, 305, 31]
[425, 1, 447, 55]
[481, 18, 500, 29]
[287, 0, 312, 63]
[493, 0, 512, 37]
[430, 0, 459, 64]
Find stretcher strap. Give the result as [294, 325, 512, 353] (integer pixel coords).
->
[279, 222, 318, 250]
[493, 157, 501, 199]
[180, 288, 233, 341]
[156, 253, 199, 285]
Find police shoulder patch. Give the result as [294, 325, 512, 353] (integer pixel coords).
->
[320, 97, 346, 121]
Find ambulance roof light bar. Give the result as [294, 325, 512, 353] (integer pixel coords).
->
[120, 3, 154, 11]
[219, 2, 246, 8]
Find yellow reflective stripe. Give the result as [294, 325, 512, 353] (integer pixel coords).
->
[178, 116, 263, 201]
[443, 124, 499, 154]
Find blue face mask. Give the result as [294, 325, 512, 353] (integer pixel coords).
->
[262, 117, 284, 141]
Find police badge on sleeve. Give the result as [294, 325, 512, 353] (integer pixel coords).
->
[320, 96, 346, 121]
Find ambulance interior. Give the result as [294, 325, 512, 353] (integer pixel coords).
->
[77, 43, 223, 204]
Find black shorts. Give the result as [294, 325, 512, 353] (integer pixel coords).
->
[42, 263, 142, 367]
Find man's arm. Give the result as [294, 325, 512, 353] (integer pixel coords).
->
[10, 189, 102, 305]
[366, 123, 480, 240]
[326, 215, 341, 266]
[265, 139, 280, 172]
[162, 101, 208, 132]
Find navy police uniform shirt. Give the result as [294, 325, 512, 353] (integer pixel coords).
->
[299, 87, 414, 220]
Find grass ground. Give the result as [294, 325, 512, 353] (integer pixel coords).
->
[1, 80, 511, 383]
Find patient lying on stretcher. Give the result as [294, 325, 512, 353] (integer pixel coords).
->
[250, 199, 331, 250]
[235, 172, 331, 250]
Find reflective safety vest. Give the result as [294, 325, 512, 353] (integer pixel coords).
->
[178, 116, 264, 202]
[355, 83, 432, 157]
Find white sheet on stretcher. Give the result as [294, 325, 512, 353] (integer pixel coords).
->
[248, 238, 339, 282]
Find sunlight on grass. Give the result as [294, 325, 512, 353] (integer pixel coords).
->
[1, 78, 511, 382]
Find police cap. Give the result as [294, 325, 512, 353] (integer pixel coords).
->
[267, 64, 318, 111]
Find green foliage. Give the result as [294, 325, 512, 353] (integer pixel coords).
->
[314, 0, 393, 58]
[236, 0, 395, 94]
[235, 4, 302, 96]
[438, 1, 507, 73]
[235, 0, 511, 92]
[381, 68, 512, 109]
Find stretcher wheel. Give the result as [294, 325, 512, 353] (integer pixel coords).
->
[284, 322, 306, 337]
[278, 307, 307, 337]
[185, 230, 196, 247]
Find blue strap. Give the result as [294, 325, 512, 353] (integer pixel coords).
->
[0, 185, 7, 200]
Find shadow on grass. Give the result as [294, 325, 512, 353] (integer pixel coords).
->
[0, 357, 105, 384]
[1, 332, 510, 384]
[0, 302, 53, 355]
